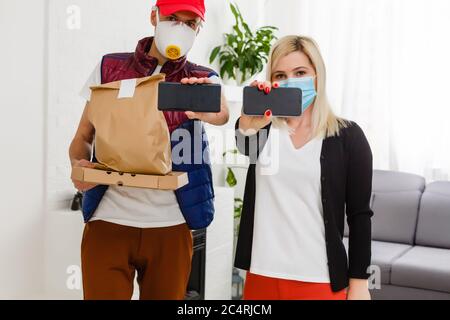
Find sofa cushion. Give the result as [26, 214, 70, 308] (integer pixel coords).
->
[343, 238, 412, 284]
[371, 170, 425, 244]
[372, 170, 425, 193]
[370, 191, 421, 244]
[415, 182, 450, 249]
[344, 170, 425, 243]
[391, 246, 450, 293]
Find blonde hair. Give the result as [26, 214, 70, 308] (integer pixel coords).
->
[267, 35, 348, 138]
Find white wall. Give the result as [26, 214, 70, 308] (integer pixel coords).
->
[0, 0, 47, 299]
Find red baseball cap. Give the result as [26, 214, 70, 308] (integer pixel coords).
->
[155, 0, 205, 21]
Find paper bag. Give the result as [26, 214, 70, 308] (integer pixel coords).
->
[88, 74, 172, 175]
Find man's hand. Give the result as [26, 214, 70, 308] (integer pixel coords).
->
[71, 159, 98, 192]
[180, 77, 229, 126]
[346, 279, 371, 300]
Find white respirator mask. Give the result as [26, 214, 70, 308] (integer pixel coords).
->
[153, 6, 198, 60]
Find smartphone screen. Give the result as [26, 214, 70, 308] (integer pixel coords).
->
[158, 82, 221, 113]
[243, 86, 302, 117]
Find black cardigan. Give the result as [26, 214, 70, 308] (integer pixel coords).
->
[234, 119, 373, 292]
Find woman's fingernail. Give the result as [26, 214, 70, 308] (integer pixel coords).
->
[265, 87, 270, 94]
[265, 110, 272, 117]
[258, 84, 264, 90]
[273, 82, 279, 88]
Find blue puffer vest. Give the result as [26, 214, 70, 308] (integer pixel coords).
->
[81, 37, 216, 230]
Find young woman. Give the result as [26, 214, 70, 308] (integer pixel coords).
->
[234, 35, 373, 300]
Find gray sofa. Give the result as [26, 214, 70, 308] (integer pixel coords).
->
[344, 170, 450, 300]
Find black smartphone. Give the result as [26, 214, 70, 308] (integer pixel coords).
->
[158, 82, 221, 113]
[243, 86, 302, 117]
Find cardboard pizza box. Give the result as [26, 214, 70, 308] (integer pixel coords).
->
[71, 164, 188, 191]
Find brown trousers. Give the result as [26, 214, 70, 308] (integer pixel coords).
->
[81, 220, 193, 300]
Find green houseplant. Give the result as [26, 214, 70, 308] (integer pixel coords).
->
[209, 3, 278, 85]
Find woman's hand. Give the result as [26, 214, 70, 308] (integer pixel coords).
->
[346, 279, 371, 300]
[238, 80, 279, 135]
[181, 77, 229, 126]
[71, 159, 98, 192]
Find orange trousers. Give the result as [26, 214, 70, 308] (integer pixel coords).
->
[244, 272, 347, 300]
[81, 220, 193, 300]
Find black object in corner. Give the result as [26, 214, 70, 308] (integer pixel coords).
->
[185, 228, 207, 300]
[71, 192, 83, 211]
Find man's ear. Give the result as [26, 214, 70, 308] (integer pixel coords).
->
[150, 10, 157, 27]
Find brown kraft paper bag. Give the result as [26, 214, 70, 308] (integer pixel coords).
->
[88, 74, 172, 175]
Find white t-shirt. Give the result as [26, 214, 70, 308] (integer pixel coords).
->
[80, 62, 185, 228]
[250, 128, 330, 283]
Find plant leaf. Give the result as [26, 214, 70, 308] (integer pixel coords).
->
[226, 168, 237, 187]
[209, 46, 221, 64]
[230, 3, 239, 20]
[233, 25, 243, 40]
[242, 22, 253, 37]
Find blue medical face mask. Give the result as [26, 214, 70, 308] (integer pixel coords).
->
[278, 76, 317, 113]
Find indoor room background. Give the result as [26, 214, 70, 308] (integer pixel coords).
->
[0, 0, 449, 299]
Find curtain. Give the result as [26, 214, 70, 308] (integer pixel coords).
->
[261, 0, 450, 181]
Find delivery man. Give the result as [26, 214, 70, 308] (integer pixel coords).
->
[69, 0, 229, 300]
